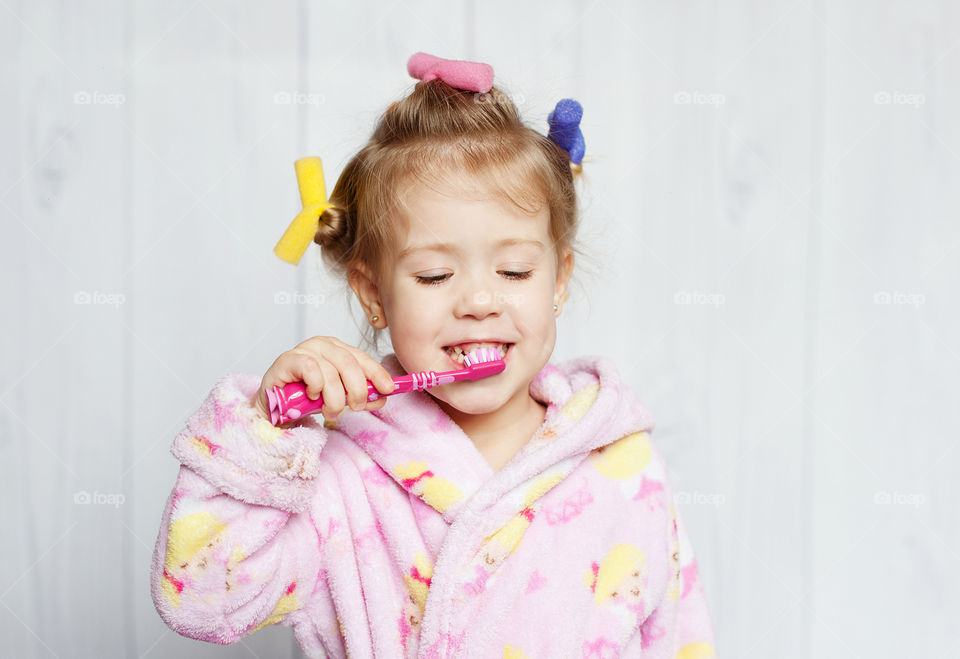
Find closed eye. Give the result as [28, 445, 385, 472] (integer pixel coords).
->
[415, 274, 450, 286]
[502, 271, 533, 281]
[415, 271, 533, 286]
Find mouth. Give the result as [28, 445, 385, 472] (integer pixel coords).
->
[442, 342, 513, 368]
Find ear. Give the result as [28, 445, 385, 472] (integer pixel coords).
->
[347, 261, 385, 323]
[554, 246, 575, 307]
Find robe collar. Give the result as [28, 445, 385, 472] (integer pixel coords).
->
[331, 353, 655, 524]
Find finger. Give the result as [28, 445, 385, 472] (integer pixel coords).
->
[314, 358, 346, 417]
[252, 388, 269, 418]
[284, 350, 344, 417]
[318, 347, 371, 412]
[282, 352, 338, 410]
[303, 357, 329, 401]
[337, 345, 397, 395]
[277, 353, 323, 401]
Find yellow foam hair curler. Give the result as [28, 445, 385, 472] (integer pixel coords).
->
[273, 156, 334, 265]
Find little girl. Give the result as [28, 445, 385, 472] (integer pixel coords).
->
[150, 52, 717, 658]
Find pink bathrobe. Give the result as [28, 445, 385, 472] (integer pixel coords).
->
[150, 354, 717, 658]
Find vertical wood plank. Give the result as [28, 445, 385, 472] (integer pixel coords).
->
[704, 4, 820, 655]
[123, 1, 302, 656]
[1, 1, 130, 657]
[812, 0, 960, 655]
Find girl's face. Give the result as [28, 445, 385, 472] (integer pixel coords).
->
[358, 174, 573, 418]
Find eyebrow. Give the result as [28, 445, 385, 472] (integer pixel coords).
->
[398, 238, 545, 260]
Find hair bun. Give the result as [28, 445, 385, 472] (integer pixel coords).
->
[314, 206, 348, 249]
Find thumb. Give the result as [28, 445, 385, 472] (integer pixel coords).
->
[251, 388, 270, 419]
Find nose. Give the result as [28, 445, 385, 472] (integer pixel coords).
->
[453, 271, 503, 319]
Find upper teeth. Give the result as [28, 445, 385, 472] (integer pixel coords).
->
[444, 342, 509, 362]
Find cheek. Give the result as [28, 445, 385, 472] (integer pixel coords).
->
[386, 286, 442, 327]
[385, 293, 447, 358]
[516, 313, 557, 358]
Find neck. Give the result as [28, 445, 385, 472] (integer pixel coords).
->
[434, 388, 547, 453]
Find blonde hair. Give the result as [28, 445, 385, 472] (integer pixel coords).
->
[315, 78, 594, 353]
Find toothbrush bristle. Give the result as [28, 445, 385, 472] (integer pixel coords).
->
[463, 346, 503, 366]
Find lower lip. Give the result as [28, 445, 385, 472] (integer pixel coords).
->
[442, 344, 513, 369]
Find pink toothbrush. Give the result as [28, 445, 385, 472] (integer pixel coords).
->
[265, 347, 506, 426]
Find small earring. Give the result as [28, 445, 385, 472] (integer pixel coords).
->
[553, 304, 558, 311]
[371, 315, 379, 323]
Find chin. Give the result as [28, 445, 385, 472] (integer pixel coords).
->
[429, 388, 509, 415]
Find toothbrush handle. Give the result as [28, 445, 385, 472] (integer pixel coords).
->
[268, 369, 454, 425]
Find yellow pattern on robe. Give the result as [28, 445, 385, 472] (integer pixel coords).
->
[676, 641, 717, 659]
[483, 513, 532, 556]
[592, 431, 652, 479]
[561, 383, 599, 421]
[253, 413, 287, 445]
[189, 435, 215, 457]
[250, 583, 300, 633]
[393, 461, 463, 513]
[482, 472, 566, 558]
[586, 543, 647, 605]
[402, 551, 434, 611]
[163, 511, 227, 607]
[524, 472, 565, 506]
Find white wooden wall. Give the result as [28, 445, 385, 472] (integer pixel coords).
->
[2, 1, 957, 657]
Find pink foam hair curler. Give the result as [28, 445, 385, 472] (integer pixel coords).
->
[265, 347, 506, 426]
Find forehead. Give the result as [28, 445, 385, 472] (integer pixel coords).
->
[398, 236, 547, 261]
[397, 178, 550, 259]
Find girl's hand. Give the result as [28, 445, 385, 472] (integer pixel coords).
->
[251, 336, 397, 422]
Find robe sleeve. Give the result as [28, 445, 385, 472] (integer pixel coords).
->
[149, 372, 331, 645]
[640, 445, 719, 658]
